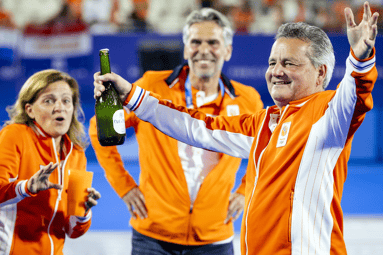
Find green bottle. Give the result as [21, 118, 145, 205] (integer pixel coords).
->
[95, 48, 125, 146]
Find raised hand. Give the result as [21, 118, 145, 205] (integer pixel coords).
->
[93, 72, 132, 102]
[122, 187, 147, 219]
[27, 162, 63, 194]
[344, 1, 379, 59]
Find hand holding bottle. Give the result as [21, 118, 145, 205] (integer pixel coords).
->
[93, 72, 132, 103]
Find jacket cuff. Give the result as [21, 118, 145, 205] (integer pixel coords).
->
[349, 47, 376, 73]
[19, 180, 38, 198]
[123, 83, 137, 106]
[124, 84, 147, 111]
[75, 210, 92, 223]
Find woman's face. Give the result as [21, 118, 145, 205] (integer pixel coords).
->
[26, 81, 74, 139]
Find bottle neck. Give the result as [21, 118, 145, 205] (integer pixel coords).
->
[100, 55, 111, 75]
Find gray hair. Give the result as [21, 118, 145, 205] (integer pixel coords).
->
[275, 22, 335, 89]
[182, 8, 234, 46]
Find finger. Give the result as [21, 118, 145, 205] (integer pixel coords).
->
[370, 23, 378, 41]
[364, 1, 371, 21]
[93, 71, 101, 80]
[232, 211, 240, 222]
[94, 84, 105, 99]
[48, 183, 63, 190]
[126, 203, 137, 219]
[225, 205, 236, 224]
[86, 197, 98, 208]
[45, 163, 58, 174]
[344, 7, 356, 28]
[371, 12, 379, 27]
[39, 163, 57, 179]
[85, 201, 92, 210]
[87, 188, 101, 200]
[133, 198, 147, 219]
[138, 192, 146, 204]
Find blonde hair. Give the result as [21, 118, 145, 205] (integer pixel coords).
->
[5, 69, 88, 149]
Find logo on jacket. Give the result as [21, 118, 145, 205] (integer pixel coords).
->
[227, 105, 240, 116]
[276, 122, 291, 148]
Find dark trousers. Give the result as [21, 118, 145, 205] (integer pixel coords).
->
[131, 229, 234, 255]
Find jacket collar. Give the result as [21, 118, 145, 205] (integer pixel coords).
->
[165, 63, 238, 97]
[31, 121, 73, 157]
[268, 92, 320, 114]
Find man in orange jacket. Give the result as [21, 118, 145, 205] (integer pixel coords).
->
[89, 8, 263, 255]
[93, 2, 379, 255]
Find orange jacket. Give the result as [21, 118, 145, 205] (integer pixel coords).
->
[0, 123, 92, 255]
[89, 65, 263, 245]
[124, 51, 377, 254]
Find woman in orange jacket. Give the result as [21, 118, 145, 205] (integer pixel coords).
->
[0, 69, 101, 255]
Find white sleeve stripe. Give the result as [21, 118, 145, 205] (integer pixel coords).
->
[0, 181, 29, 207]
[17, 180, 30, 198]
[348, 53, 375, 73]
[127, 86, 145, 111]
[134, 89, 253, 158]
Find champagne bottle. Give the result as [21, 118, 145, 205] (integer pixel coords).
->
[95, 48, 125, 146]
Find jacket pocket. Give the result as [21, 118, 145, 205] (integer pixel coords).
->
[288, 190, 294, 242]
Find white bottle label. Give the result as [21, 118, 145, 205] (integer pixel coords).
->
[113, 109, 126, 134]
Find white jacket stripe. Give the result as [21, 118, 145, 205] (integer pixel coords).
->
[132, 87, 254, 158]
[291, 54, 375, 254]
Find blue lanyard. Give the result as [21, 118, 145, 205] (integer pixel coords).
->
[184, 75, 225, 109]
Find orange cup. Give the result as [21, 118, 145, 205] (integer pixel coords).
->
[67, 169, 93, 217]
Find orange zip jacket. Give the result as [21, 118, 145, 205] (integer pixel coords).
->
[89, 65, 263, 245]
[0, 123, 92, 255]
[124, 50, 377, 254]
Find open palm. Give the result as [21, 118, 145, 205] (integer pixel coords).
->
[345, 2, 379, 59]
[28, 162, 63, 194]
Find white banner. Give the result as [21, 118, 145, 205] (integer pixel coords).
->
[20, 31, 92, 58]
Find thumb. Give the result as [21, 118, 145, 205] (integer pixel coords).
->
[48, 183, 63, 190]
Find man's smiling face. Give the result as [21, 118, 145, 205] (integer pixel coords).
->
[266, 37, 324, 108]
[184, 21, 232, 79]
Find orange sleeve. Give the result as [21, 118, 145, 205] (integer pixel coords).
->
[0, 126, 28, 204]
[234, 174, 246, 195]
[235, 86, 264, 195]
[89, 114, 138, 198]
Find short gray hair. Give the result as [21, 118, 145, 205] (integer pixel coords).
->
[182, 8, 234, 46]
[275, 22, 335, 89]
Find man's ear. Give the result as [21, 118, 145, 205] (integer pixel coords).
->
[317, 64, 327, 88]
[25, 103, 34, 119]
[224, 45, 233, 61]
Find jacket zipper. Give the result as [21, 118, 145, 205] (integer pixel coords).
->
[46, 138, 72, 255]
[288, 190, 294, 242]
[245, 106, 290, 255]
[244, 107, 269, 255]
[46, 137, 61, 255]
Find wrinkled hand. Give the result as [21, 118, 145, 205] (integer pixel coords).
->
[93, 72, 132, 102]
[224, 193, 245, 224]
[27, 162, 63, 194]
[84, 187, 101, 214]
[122, 187, 147, 219]
[344, 1, 379, 59]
